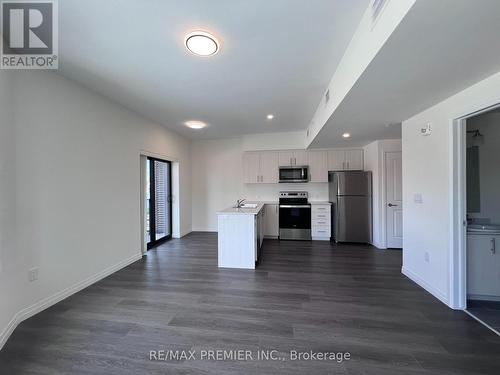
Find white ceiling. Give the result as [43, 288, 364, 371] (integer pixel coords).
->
[310, 0, 500, 148]
[58, 0, 369, 139]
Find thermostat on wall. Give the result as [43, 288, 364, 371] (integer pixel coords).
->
[420, 123, 432, 136]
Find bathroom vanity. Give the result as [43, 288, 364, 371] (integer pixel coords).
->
[467, 225, 500, 300]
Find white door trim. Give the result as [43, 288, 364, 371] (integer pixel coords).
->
[450, 103, 500, 310]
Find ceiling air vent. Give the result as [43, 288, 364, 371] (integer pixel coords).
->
[372, 0, 388, 24]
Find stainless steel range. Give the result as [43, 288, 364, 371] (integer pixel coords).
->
[279, 191, 311, 240]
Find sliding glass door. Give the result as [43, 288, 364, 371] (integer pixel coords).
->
[146, 157, 172, 249]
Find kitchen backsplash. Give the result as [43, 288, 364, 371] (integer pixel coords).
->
[243, 182, 328, 202]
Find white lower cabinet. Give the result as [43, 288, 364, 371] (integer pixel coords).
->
[264, 204, 279, 238]
[311, 204, 331, 240]
[467, 234, 500, 299]
[256, 209, 264, 261]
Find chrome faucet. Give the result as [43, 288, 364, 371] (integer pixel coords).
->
[236, 199, 246, 208]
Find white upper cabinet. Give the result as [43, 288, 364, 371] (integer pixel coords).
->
[293, 150, 308, 166]
[327, 150, 345, 171]
[243, 151, 278, 184]
[244, 148, 363, 183]
[260, 152, 279, 183]
[278, 150, 308, 166]
[345, 149, 364, 170]
[307, 150, 328, 183]
[243, 152, 260, 183]
[278, 151, 295, 167]
[327, 149, 364, 171]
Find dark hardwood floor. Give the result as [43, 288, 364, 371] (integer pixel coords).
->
[1, 232, 500, 374]
[467, 300, 500, 333]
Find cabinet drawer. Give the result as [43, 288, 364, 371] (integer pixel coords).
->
[312, 225, 331, 237]
[312, 205, 331, 214]
[312, 211, 330, 221]
[312, 217, 330, 226]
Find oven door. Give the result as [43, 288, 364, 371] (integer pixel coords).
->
[279, 204, 311, 238]
[279, 167, 308, 183]
[279, 205, 311, 229]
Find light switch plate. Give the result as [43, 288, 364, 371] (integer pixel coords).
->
[414, 193, 423, 204]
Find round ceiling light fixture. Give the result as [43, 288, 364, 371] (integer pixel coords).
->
[342, 133, 351, 138]
[267, 114, 274, 120]
[184, 120, 208, 129]
[185, 31, 219, 56]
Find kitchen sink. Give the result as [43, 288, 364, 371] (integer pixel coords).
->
[239, 203, 258, 208]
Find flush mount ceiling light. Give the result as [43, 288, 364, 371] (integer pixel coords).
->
[184, 120, 207, 129]
[342, 133, 351, 138]
[185, 31, 219, 56]
[267, 114, 274, 120]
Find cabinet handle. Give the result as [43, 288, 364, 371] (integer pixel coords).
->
[347, 161, 350, 169]
[342, 161, 345, 170]
[492, 238, 496, 254]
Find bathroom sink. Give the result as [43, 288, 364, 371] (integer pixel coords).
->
[468, 224, 500, 233]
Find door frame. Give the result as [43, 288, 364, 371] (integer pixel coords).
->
[450, 102, 500, 310]
[384, 151, 403, 249]
[146, 156, 173, 250]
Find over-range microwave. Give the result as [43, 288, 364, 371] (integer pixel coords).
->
[279, 166, 309, 183]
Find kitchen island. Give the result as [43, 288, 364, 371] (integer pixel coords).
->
[217, 202, 265, 269]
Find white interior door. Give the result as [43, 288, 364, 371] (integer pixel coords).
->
[385, 151, 403, 248]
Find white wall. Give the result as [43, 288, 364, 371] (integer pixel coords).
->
[467, 112, 500, 224]
[0, 71, 19, 348]
[191, 138, 244, 231]
[242, 131, 307, 151]
[402, 70, 500, 307]
[0, 70, 192, 348]
[364, 139, 402, 249]
[191, 135, 329, 232]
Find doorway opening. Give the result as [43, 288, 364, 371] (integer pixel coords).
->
[146, 157, 172, 249]
[452, 103, 500, 335]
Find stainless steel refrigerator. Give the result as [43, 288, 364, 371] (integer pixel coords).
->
[328, 171, 372, 243]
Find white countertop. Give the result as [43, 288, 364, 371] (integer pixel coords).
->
[217, 202, 265, 215]
[217, 200, 331, 215]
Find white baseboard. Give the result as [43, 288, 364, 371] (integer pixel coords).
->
[402, 266, 450, 307]
[0, 252, 142, 350]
